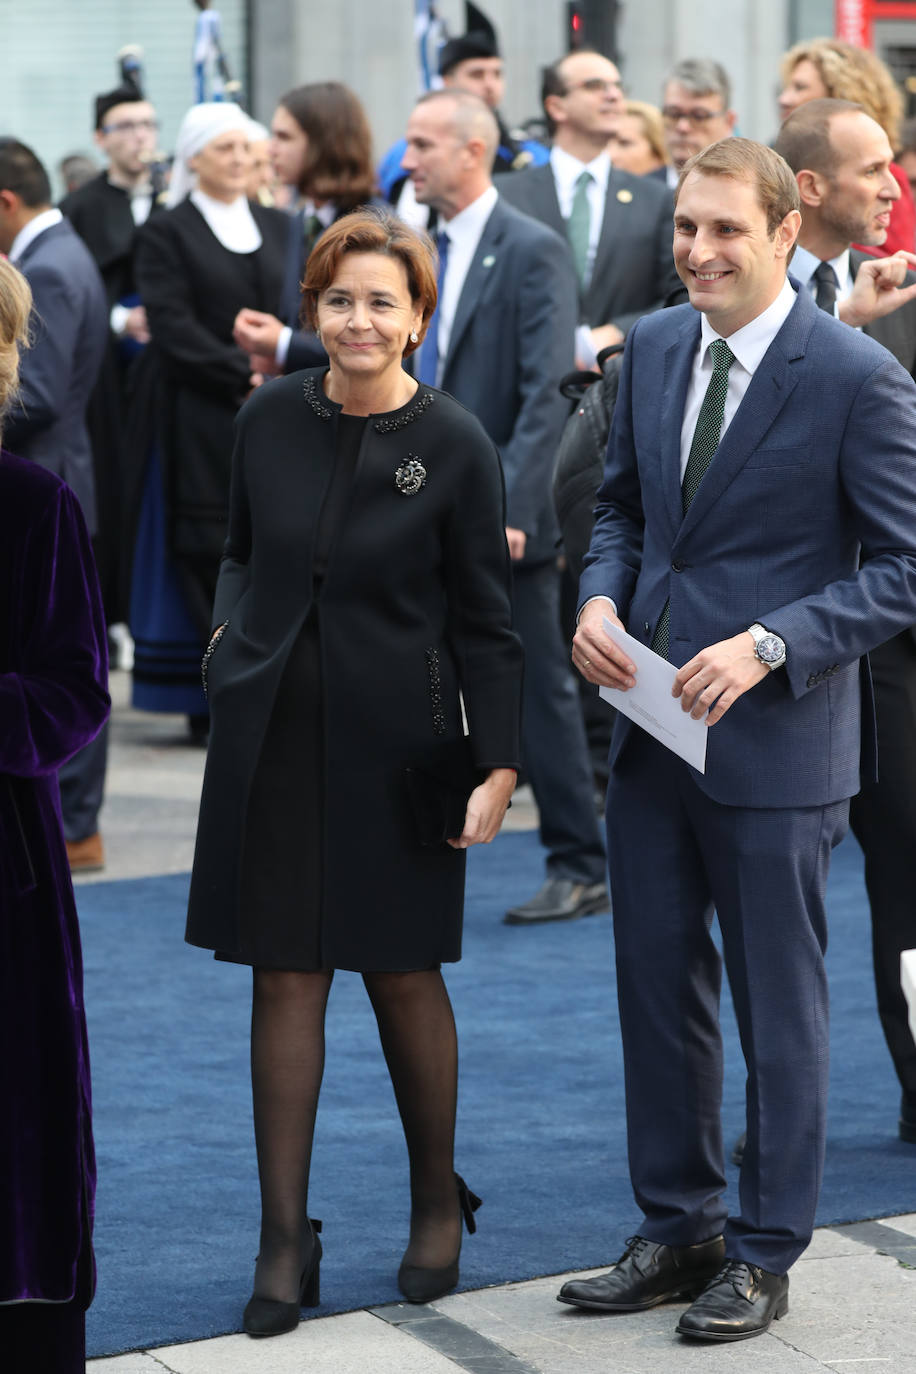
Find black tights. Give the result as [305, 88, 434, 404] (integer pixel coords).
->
[250, 966, 460, 1303]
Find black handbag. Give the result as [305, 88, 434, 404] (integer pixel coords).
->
[404, 737, 482, 846]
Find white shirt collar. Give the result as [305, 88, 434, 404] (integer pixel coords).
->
[9, 207, 63, 263]
[190, 189, 262, 253]
[303, 199, 337, 229]
[789, 242, 851, 292]
[441, 183, 498, 246]
[699, 276, 797, 377]
[550, 144, 611, 196]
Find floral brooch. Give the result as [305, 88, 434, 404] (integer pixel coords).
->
[395, 455, 427, 496]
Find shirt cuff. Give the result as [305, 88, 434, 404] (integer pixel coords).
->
[577, 594, 617, 622]
[576, 323, 598, 370]
[275, 326, 292, 368]
[110, 303, 130, 336]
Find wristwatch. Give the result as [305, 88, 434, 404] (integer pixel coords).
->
[748, 622, 787, 670]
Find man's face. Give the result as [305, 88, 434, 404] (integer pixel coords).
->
[402, 101, 470, 214]
[673, 171, 799, 336]
[550, 52, 624, 143]
[819, 111, 899, 248]
[443, 56, 504, 110]
[95, 101, 158, 178]
[662, 82, 736, 171]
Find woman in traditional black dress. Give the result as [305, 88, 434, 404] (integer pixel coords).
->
[129, 103, 288, 733]
[186, 208, 522, 1336]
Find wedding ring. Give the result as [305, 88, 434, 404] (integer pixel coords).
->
[583, 658, 592, 668]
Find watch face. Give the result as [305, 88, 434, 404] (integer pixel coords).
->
[757, 634, 784, 664]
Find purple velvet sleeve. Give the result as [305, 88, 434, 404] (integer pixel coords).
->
[0, 479, 110, 777]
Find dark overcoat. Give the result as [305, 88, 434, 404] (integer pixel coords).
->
[185, 373, 523, 970]
[0, 453, 110, 1305]
[131, 199, 288, 628]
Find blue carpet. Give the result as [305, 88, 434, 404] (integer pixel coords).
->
[79, 830, 912, 1357]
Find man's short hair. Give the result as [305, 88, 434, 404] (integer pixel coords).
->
[664, 58, 731, 109]
[415, 88, 499, 165]
[773, 98, 866, 178]
[95, 85, 144, 132]
[0, 138, 51, 208]
[676, 137, 800, 237]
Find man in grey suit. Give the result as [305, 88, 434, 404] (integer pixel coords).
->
[775, 98, 916, 1145]
[497, 48, 682, 371]
[402, 89, 608, 922]
[0, 138, 109, 871]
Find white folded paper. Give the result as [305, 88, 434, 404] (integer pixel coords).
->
[902, 950, 916, 1049]
[598, 617, 708, 773]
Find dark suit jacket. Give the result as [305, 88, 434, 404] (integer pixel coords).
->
[579, 286, 916, 808]
[437, 195, 577, 563]
[4, 220, 108, 533]
[496, 162, 682, 335]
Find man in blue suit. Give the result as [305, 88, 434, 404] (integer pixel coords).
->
[402, 89, 608, 923]
[563, 138, 916, 1340]
[0, 138, 109, 871]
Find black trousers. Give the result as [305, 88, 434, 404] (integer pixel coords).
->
[2, 1301, 85, 1374]
[849, 630, 916, 1098]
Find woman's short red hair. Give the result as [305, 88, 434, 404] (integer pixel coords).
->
[302, 207, 438, 355]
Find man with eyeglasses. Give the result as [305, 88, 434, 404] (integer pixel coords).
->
[498, 49, 682, 371]
[660, 58, 737, 191]
[60, 85, 163, 692]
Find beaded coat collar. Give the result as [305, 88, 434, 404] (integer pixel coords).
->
[302, 374, 435, 433]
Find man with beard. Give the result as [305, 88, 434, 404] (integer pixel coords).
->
[774, 97, 916, 1146]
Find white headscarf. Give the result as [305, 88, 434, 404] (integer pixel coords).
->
[166, 102, 253, 209]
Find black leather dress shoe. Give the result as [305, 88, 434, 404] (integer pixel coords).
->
[504, 878, 609, 925]
[557, 1233, 726, 1311]
[900, 1092, 916, 1143]
[676, 1260, 788, 1341]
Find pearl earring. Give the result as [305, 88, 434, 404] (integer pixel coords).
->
[409, 330, 418, 343]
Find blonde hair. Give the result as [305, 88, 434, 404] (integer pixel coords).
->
[781, 38, 903, 147]
[623, 100, 668, 164]
[0, 259, 31, 434]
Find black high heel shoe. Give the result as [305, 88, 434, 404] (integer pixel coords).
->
[243, 1217, 322, 1338]
[398, 1174, 481, 1304]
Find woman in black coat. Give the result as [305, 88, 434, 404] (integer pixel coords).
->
[129, 103, 288, 721]
[186, 208, 522, 1336]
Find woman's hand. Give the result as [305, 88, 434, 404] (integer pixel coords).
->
[447, 767, 517, 850]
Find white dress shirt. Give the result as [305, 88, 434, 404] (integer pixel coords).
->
[679, 277, 797, 480]
[431, 183, 499, 386]
[790, 243, 852, 316]
[8, 207, 63, 263]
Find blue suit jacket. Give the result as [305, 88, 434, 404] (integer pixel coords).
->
[579, 285, 916, 809]
[4, 220, 108, 533]
[438, 195, 577, 563]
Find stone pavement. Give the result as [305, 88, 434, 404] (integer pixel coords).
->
[85, 670, 916, 1373]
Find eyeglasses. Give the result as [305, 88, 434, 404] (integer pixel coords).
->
[102, 118, 159, 135]
[662, 106, 725, 125]
[563, 78, 623, 96]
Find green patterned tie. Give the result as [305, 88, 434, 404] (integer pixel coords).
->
[303, 212, 323, 262]
[566, 170, 592, 286]
[651, 339, 736, 659]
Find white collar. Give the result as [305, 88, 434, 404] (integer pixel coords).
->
[789, 242, 851, 291]
[699, 277, 797, 376]
[440, 184, 498, 245]
[9, 207, 63, 263]
[190, 189, 262, 253]
[550, 144, 611, 195]
[303, 199, 337, 228]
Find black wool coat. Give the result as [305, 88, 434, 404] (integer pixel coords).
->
[185, 372, 523, 969]
[132, 199, 288, 575]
